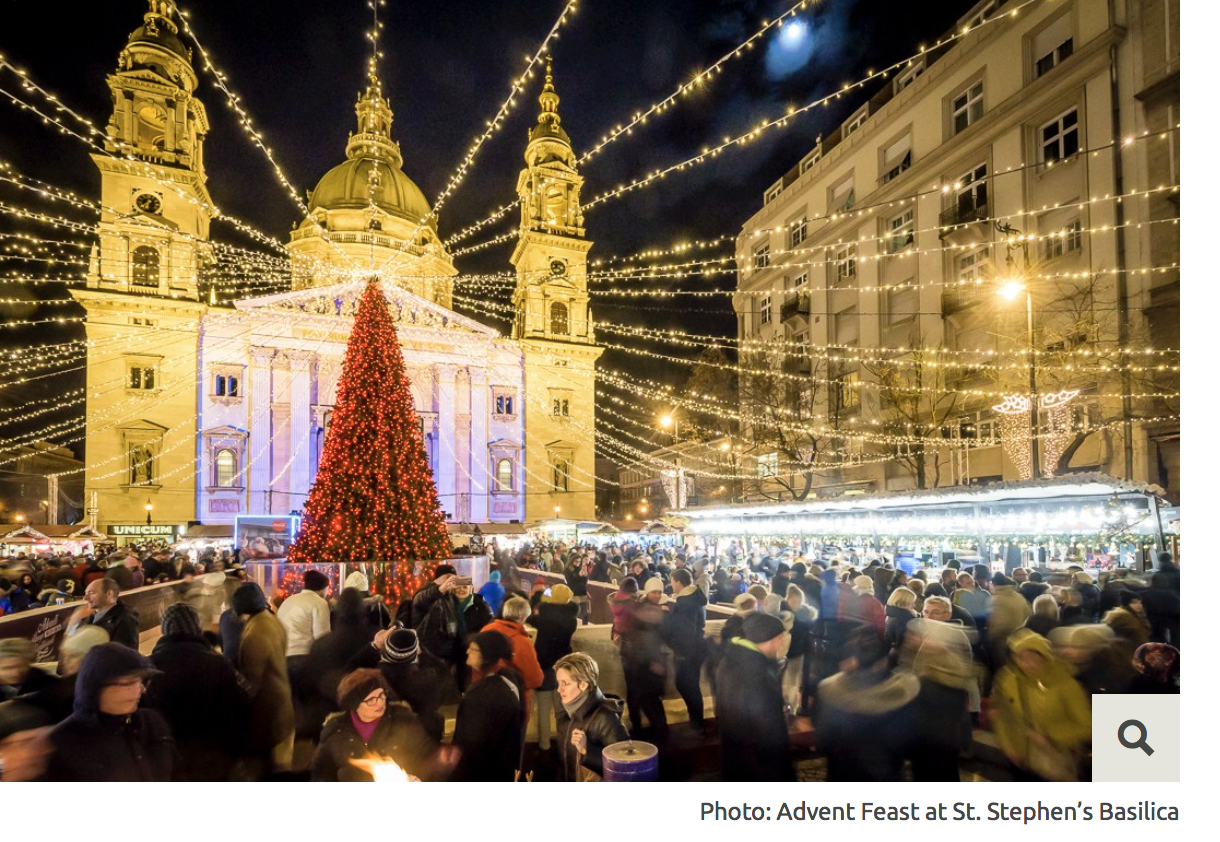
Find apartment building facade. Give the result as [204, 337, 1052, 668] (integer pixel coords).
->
[733, 0, 1179, 502]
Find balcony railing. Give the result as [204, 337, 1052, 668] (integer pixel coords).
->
[780, 294, 810, 322]
[939, 196, 989, 233]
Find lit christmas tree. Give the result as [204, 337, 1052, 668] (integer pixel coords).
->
[283, 279, 452, 603]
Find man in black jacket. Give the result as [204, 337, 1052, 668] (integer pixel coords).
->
[67, 578, 139, 649]
[41, 643, 178, 781]
[146, 604, 250, 781]
[397, 564, 457, 628]
[663, 569, 708, 732]
[715, 612, 794, 781]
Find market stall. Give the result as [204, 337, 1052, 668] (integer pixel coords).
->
[0, 524, 107, 558]
[676, 474, 1171, 573]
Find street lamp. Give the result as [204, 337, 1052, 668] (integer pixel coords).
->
[994, 221, 1039, 478]
[658, 412, 679, 441]
[145, 498, 154, 526]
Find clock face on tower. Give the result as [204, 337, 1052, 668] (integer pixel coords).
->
[135, 193, 162, 215]
[550, 259, 567, 277]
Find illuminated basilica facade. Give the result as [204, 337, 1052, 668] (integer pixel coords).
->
[72, 2, 601, 531]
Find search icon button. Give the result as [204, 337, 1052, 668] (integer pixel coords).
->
[1118, 719, 1155, 756]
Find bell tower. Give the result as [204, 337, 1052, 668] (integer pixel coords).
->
[87, 0, 213, 299]
[510, 59, 601, 523]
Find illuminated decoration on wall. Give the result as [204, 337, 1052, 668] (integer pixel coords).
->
[993, 395, 1034, 481]
[285, 280, 452, 604]
[1040, 390, 1081, 477]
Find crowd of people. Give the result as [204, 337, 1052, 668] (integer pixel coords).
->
[0, 537, 1181, 782]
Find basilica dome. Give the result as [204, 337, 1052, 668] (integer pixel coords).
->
[308, 157, 432, 225]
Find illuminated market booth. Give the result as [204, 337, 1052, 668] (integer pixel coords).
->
[0, 524, 107, 557]
[677, 474, 1173, 573]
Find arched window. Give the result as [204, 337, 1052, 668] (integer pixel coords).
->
[550, 302, 569, 335]
[131, 246, 160, 288]
[495, 458, 514, 492]
[215, 449, 236, 487]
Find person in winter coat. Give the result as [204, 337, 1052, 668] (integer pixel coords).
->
[1103, 590, 1152, 663]
[846, 575, 886, 639]
[451, 631, 526, 782]
[418, 577, 492, 680]
[993, 629, 1091, 781]
[986, 573, 1033, 671]
[553, 652, 628, 781]
[41, 643, 178, 781]
[478, 571, 506, 616]
[608, 577, 638, 641]
[620, 578, 670, 744]
[277, 570, 331, 681]
[0, 638, 58, 702]
[1024, 594, 1061, 638]
[783, 584, 817, 713]
[565, 555, 592, 624]
[345, 627, 453, 743]
[663, 568, 708, 731]
[480, 597, 545, 709]
[66, 578, 139, 649]
[399, 564, 458, 628]
[906, 614, 975, 781]
[883, 587, 919, 656]
[1050, 623, 1132, 696]
[311, 669, 440, 782]
[1072, 571, 1103, 622]
[340, 571, 392, 630]
[715, 612, 794, 782]
[232, 582, 294, 777]
[298, 588, 376, 738]
[815, 628, 919, 782]
[146, 603, 251, 781]
[527, 583, 579, 751]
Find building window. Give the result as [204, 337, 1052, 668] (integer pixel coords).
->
[1044, 220, 1083, 259]
[957, 247, 990, 284]
[552, 396, 570, 417]
[756, 452, 778, 478]
[881, 135, 912, 183]
[836, 371, 861, 411]
[792, 271, 808, 290]
[953, 412, 999, 445]
[550, 302, 569, 335]
[765, 184, 782, 204]
[966, 0, 998, 27]
[834, 243, 857, 284]
[884, 281, 918, 328]
[493, 389, 516, 418]
[844, 106, 867, 137]
[788, 216, 808, 249]
[829, 177, 855, 214]
[214, 374, 239, 397]
[1035, 37, 1073, 77]
[760, 296, 772, 325]
[833, 306, 859, 347]
[129, 364, 157, 391]
[552, 458, 571, 492]
[800, 147, 822, 173]
[894, 60, 925, 93]
[956, 163, 988, 216]
[1040, 109, 1079, 163]
[214, 449, 237, 488]
[753, 242, 770, 269]
[495, 458, 514, 492]
[952, 81, 984, 135]
[887, 208, 915, 254]
[128, 443, 155, 486]
[1033, 14, 1074, 78]
[131, 246, 160, 288]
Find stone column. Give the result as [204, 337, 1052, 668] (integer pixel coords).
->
[287, 352, 314, 513]
[468, 367, 489, 523]
[436, 364, 457, 521]
[247, 347, 274, 514]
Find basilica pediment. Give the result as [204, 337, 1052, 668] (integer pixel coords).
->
[233, 281, 499, 338]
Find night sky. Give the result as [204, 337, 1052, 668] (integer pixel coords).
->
[0, 0, 973, 456]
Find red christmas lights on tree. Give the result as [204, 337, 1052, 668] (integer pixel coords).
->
[285, 279, 452, 603]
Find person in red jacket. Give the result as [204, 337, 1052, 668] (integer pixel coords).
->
[846, 575, 886, 639]
[479, 596, 544, 709]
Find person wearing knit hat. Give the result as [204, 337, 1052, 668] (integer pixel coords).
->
[716, 604, 794, 781]
[383, 628, 421, 664]
[312, 668, 438, 782]
[344, 571, 370, 593]
[451, 631, 527, 782]
[147, 602, 251, 781]
[991, 629, 1091, 780]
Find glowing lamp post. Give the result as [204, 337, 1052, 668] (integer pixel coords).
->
[993, 221, 1040, 479]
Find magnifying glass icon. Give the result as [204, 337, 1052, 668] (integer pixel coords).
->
[1118, 719, 1155, 756]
